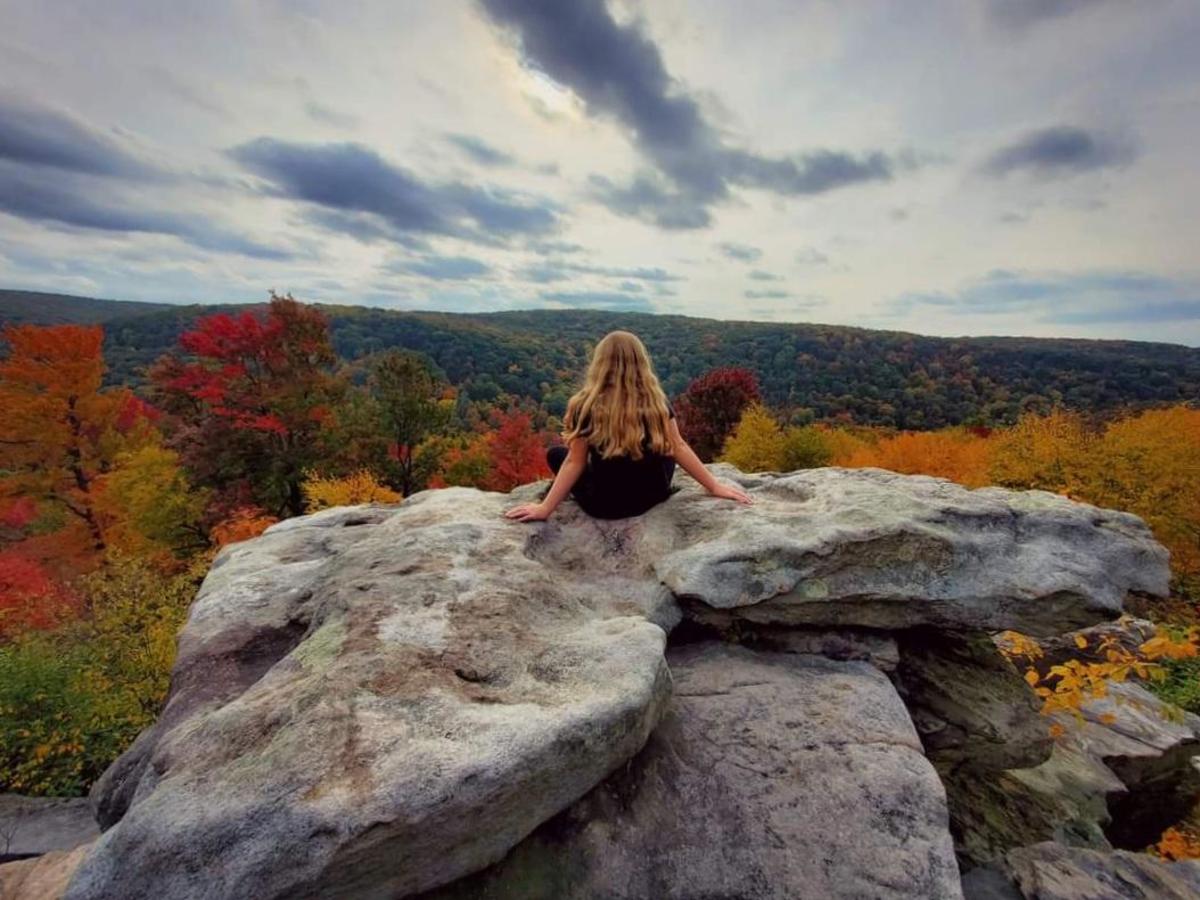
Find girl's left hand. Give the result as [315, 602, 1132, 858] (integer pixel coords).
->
[504, 502, 551, 522]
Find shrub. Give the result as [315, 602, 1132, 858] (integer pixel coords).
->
[302, 470, 402, 511]
[0, 556, 202, 796]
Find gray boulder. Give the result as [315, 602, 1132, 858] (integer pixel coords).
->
[950, 680, 1200, 868]
[423, 643, 963, 900]
[70, 491, 671, 900]
[56, 465, 1170, 899]
[963, 841, 1200, 900]
[658, 466, 1168, 635]
[0, 795, 98, 857]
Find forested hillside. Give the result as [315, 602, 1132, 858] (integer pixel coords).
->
[4, 289, 1198, 428]
[0, 290, 176, 325]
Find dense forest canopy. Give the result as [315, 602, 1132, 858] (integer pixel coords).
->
[3, 289, 1198, 429]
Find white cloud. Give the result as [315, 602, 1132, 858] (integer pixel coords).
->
[0, 0, 1197, 344]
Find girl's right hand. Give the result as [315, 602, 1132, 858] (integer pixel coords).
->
[710, 482, 753, 505]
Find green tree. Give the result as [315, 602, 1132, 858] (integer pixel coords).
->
[372, 351, 453, 495]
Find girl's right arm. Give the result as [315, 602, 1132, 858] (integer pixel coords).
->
[667, 419, 752, 505]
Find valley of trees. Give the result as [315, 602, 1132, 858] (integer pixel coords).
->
[0, 291, 1197, 853]
[4, 289, 1199, 429]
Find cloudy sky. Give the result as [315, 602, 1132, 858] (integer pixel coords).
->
[2, 0, 1198, 343]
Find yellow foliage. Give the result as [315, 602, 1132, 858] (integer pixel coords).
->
[821, 427, 878, 466]
[719, 404, 787, 472]
[1073, 407, 1200, 579]
[1004, 623, 1200, 726]
[0, 555, 203, 795]
[843, 428, 993, 487]
[989, 409, 1092, 494]
[96, 444, 209, 558]
[302, 469, 402, 511]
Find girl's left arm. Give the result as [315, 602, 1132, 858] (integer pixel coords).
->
[504, 437, 588, 522]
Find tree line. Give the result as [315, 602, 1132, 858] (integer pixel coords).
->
[0, 295, 1197, 817]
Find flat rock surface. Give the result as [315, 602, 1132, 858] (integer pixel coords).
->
[424, 643, 963, 900]
[974, 841, 1200, 900]
[657, 466, 1168, 635]
[0, 795, 98, 855]
[0, 844, 91, 900]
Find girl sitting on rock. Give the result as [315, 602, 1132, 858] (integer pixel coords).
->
[504, 330, 752, 522]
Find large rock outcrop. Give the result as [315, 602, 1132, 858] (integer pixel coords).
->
[948, 620, 1200, 869]
[16, 465, 1172, 899]
[423, 643, 962, 899]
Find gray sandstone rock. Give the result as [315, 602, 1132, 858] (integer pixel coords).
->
[421, 643, 964, 900]
[659, 466, 1168, 635]
[949, 681, 1200, 868]
[69, 490, 671, 900]
[970, 841, 1200, 900]
[52, 465, 1172, 899]
[0, 795, 98, 856]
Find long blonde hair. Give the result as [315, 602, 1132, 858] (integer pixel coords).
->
[562, 331, 674, 460]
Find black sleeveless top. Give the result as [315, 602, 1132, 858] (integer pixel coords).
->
[572, 405, 676, 519]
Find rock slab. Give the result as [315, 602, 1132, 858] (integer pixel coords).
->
[48, 465, 1171, 899]
[962, 842, 1200, 900]
[0, 795, 98, 856]
[68, 491, 671, 900]
[424, 642, 963, 900]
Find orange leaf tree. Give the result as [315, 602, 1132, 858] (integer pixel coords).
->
[0, 324, 130, 557]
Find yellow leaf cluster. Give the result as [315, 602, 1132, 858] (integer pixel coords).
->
[719, 405, 835, 472]
[1010, 624, 1200, 725]
[302, 469, 402, 511]
[719, 404, 788, 472]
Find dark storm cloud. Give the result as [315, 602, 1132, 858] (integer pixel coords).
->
[515, 258, 681, 284]
[723, 149, 892, 195]
[389, 254, 492, 280]
[0, 94, 157, 179]
[982, 126, 1137, 178]
[0, 163, 290, 260]
[587, 172, 713, 229]
[717, 242, 761, 262]
[304, 101, 361, 130]
[479, 0, 895, 228]
[445, 133, 515, 167]
[541, 289, 654, 312]
[987, 0, 1114, 31]
[885, 269, 1200, 325]
[227, 137, 559, 244]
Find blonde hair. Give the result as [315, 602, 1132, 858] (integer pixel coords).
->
[562, 331, 674, 460]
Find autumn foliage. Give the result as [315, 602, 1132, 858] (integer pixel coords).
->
[151, 293, 345, 516]
[2, 304, 1197, 826]
[302, 470, 402, 511]
[674, 367, 761, 461]
[999, 622, 1200, 732]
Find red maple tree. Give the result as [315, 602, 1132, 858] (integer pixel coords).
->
[151, 293, 345, 515]
[673, 367, 762, 461]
